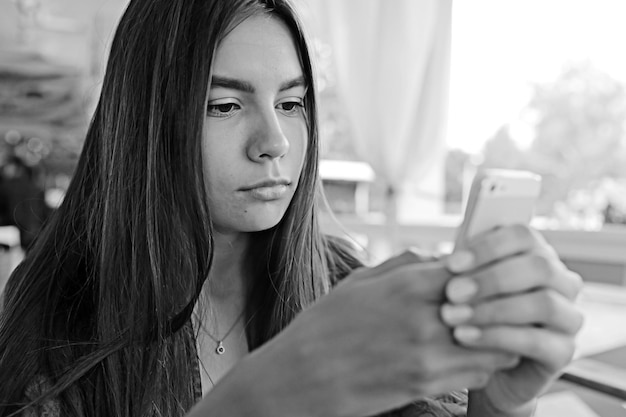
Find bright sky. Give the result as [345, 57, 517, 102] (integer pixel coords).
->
[446, 0, 626, 153]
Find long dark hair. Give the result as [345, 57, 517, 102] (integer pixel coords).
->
[0, 0, 360, 416]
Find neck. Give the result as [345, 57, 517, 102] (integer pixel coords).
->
[204, 230, 250, 304]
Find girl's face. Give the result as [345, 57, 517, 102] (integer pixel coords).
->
[202, 15, 308, 234]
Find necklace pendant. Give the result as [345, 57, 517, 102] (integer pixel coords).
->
[215, 341, 225, 355]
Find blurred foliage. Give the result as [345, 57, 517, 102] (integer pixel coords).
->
[446, 62, 626, 226]
[525, 62, 626, 215]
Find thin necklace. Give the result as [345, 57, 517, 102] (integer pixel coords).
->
[198, 310, 245, 355]
[198, 358, 216, 387]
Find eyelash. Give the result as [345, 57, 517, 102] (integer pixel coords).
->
[206, 100, 305, 118]
[207, 103, 240, 118]
[278, 100, 305, 116]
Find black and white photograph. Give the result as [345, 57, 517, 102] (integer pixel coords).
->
[0, 1, 625, 416]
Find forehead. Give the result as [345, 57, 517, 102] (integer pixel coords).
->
[212, 15, 304, 84]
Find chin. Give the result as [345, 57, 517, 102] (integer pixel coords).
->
[225, 209, 288, 233]
[212, 200, 294, 234]
[236, 218, 282, 232]
[244, 201, 294, 231]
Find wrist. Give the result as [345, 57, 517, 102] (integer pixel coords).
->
[467, 390, 537, 417]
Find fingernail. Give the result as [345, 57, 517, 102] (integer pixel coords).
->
[447, 251, 475, 272]
[446, 277, 478, 303]
[441, 304, 473, 326]
[454, 326, 482, 343]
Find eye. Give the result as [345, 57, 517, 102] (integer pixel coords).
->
[277, 100, 304, 116]
[207, 102, 240, 118]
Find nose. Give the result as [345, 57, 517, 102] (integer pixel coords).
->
[246, 110, 290, 162]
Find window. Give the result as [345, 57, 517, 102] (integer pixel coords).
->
[446, 0, 626, 230]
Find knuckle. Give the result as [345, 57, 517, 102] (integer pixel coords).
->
[572, 307, 585, 333]
[530, 253, 553, 279]
[472, 302, 494, 324]
[543, 335, 576, 371]
[539, 290, 559, 318]
[524, 332, 542, 352]
[558, 340, 577, 369]
[483, 268, 506, 295]
[511, 223, 533, 244]
[566, 340, 577, 362]
[399, 248, 423, 263]
[570, 271, 584, 294]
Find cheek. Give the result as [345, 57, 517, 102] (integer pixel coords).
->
[201, 125, 239, 186]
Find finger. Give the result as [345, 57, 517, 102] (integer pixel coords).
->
[445, 253, 584, 303]
[426, 346, 521, 374]
[405, 349, 520, 395]
[441, 290, 585, 334]
[446, 224, 536, 273]
[399, 344, 520, 384]
[452, 325, 577, 373]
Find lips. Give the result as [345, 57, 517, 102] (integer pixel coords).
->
[239, 178, 291, 201]
[239, 178, 290, 191]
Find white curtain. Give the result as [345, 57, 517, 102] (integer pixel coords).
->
[309, 0, 451, 186]
[300, 0, 452, 249]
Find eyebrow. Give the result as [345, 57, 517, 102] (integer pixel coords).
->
[210, 75, 307, 93]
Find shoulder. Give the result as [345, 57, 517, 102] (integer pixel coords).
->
[22, 375, 61, 417]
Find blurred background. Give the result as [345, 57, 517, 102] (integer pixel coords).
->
[1, 1, 626, 415]
[3, 0, 626, 243]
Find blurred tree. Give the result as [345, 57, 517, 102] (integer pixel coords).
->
[470, 62, 626, 218]
[481, 125, 526, 170]
[524, 62, 626, 212]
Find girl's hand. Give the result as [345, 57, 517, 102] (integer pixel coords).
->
[193, 250, 519, 417]
[441, 225, 584, 416]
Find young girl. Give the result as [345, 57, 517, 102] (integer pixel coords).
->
[0, 1, 583, 416]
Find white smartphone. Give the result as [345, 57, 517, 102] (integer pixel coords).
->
[453, 169, 542, 251]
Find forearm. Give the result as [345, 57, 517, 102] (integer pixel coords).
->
[467, 390, 536, 417]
